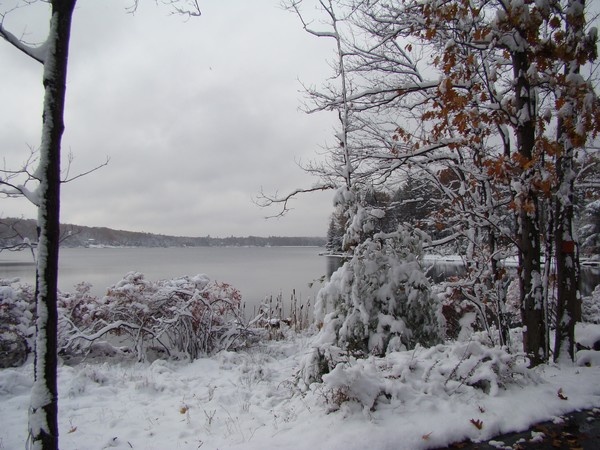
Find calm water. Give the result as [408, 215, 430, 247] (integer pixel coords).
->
[0, 247, 328, 315]
[2, 248, 598, 315]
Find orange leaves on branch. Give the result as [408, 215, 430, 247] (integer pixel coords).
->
[443, 53, 457, 74]
[511, 153, 535, 171]
[425, 27, 437, 40]
[555, 96, 567, 112]
[484, 156, 510, 181]
[473, 27, 491, 41]
[523, 198, 536, 215]
[422, 110, 437, 122]
[549, 16, 561, 30]
[535, 177, 554, 196]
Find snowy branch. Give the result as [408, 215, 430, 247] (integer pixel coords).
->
[0, 6, 47, 64]
[127, 0, 201, 18]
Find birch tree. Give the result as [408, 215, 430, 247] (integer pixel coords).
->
[2, 3, 76, 447]
[1, 1, 201, 448]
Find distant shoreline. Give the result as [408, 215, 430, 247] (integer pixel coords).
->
[0, 217, 326, 249]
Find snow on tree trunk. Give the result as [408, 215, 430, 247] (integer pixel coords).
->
[28, 2, 76, 449]
[511, 40, 547, 367]
[554, 0, 587, 364]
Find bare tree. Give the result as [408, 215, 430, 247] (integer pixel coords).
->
[1, 1, 201, 448]
[1, 2, 77, 448]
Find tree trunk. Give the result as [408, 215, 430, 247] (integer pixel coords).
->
[554, 161, 580, 363]
[512, 47, 546, 367]
[553, 0, 584, 364]
[28, 1, 76, 449]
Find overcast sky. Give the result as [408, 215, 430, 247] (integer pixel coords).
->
[0, 0, 338, 237]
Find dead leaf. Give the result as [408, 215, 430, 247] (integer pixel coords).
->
[557, 388, 568, 400]
[470, 418, 483, 430]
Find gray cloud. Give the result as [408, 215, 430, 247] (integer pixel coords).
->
[1, 0, 337, 237]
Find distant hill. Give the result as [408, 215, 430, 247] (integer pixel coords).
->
[0, 218, 326, 248]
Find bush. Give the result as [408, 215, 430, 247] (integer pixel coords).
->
[0, 280, 35, 368]
[582, 284, 600, 324]
[315, 226, 442, 358]
[60, 272, 250, 361]
[317, 339, 537, 412]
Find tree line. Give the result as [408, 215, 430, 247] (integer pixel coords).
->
[0, 218, 326, 250]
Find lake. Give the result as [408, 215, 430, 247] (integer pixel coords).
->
[1, 247, 598, 319]
[0, 246, 328, 317]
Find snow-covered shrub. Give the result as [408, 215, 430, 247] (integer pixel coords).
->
[578, 199, 600, 257]
[318, 339, 537, 412]
[0, 279, 35, 367]
[58, 281, 103, 353]
[299, 226, 443, 387]
[582, 284, 600, 324]
[61, 272, 249, 361]
[297, 344, 347, 391]
[0, 280, 35, 336]
[314, 226, 442, 358]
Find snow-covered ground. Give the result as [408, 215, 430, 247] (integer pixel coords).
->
[2, 324, 600, 450]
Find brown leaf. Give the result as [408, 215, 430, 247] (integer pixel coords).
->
[470, 418, 483, 430]
[557, 388, 568, 400]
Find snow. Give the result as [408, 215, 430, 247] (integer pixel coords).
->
[576, 322, 600, 349]
[2, 328, 600, 450]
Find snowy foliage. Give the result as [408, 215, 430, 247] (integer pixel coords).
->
[0, 280, 35, 368]
[0, 280, 36, 344]
[579, 200, 600, 256]
[305, 226, 443, 386]
[59, 272, 248, 361]
[319, 338, 537, 412]
[582, 285, 600, 325]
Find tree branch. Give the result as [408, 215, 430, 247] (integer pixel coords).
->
[61, 153, 110, 183]
[256, 183, 336, 218]
[0, 7, 47, 64]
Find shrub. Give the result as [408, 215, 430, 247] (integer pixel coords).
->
[315, 226, 442, 358]
[60, 272, 250, 361]
[0, 279, 35, 367]
[316, 340, 537, 412]
[299, 226, 443, 387]
[582, 284, 600, 324]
